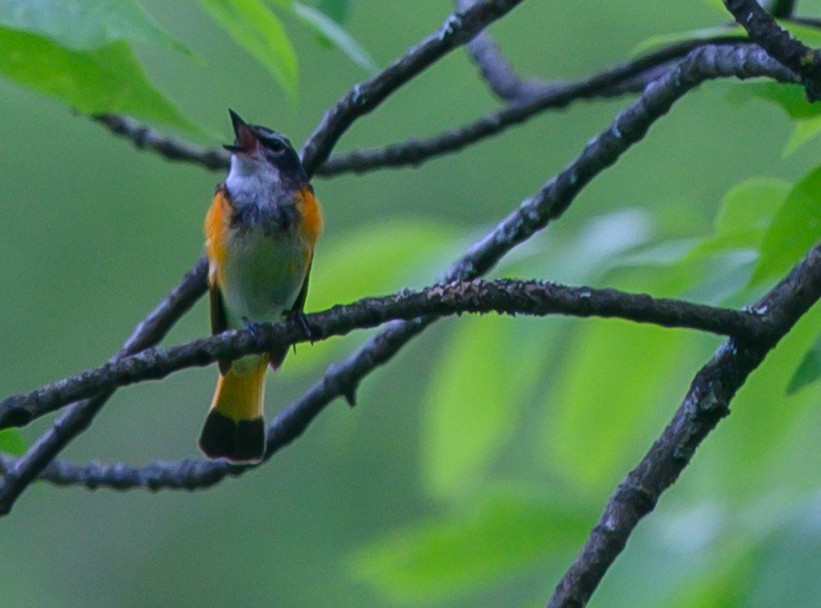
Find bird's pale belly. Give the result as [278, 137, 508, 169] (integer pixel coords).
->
[219, 225, 309, 329]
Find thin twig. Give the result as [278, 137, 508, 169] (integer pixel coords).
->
[96, 35, 752, 179]
[94, 115, 229, 172]
[723, 0, 821, 99]
[0, 44, 796, 493]
[0, 279, 766, 428]
[299, 0, 526, 174]
[546, 240, 821, 608]
[455, 0, 553, 102]
[316, 37, 752, 176]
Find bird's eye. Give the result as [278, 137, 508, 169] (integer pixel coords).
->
[267, 140, 285, 153]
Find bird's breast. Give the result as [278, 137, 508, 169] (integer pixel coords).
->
[205, 182, 321, 328]
[218, 223, 311, 327]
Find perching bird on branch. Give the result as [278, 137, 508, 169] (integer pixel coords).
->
[199, 109, 323, 463]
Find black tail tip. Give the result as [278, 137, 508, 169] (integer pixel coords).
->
[199, 411, 266, 464]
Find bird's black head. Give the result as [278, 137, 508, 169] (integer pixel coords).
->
[224, 109, 307, 187]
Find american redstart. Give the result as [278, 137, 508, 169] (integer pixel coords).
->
[199, 109, 322, 463]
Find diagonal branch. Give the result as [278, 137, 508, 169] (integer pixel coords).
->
[723, 0, 821, 99]
[546, 240, 821, 608]
[96, 0, 525, 177]
[93, 115, 229, 172]
[99, 36, 746, 178]
[0, 279, 766, 429]
[299, 0, 525, 174]
[318, 37, 756, 176]
[455, 0, 553, 102]
[0, 45, 795, 494]
[0, 0, 528, 516]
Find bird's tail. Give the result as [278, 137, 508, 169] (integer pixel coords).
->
[199, 355, 268, 463]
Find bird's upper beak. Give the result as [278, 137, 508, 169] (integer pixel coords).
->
[224, 108, 258, 154]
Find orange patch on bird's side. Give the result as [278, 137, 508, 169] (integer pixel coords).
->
[297, 186, 323, 245]
[205, 187, 231, 268]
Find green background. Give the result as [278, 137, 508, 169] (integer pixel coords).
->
[2, 1, 821, 606]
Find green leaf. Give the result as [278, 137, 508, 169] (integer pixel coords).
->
[727, 82, 821, 156]
[727, 82, 818, 120]
[633, 24, 744, 56]
[421, 316, 549, 498]
[752, 166, 821, 285]
[317, 0, 349, 24]
[784, 114, 821, 157]
[781, 21, 821, 49]
[714, 178, 791, 234]
[543, 320, 697, 493]
[635, 19, 821, 59]
[309, 219, 457, 314]
[290, 2, 377, 73]
[685, 177, 791, 261]
[502, 209, 654, 285]
[351, 487, 591, 603]
[199, 0, 298, 99]
[787, 335, 821, 395]
[611, 178, 789, 304]
[711, 306, 821, 494]
[0, 28, 201, 134]
[0, 0, 188, 53]
[0, 430, 25, 456]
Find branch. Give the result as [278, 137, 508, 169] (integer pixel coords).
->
[0, 45, 795, 493]
[0, 280, 766, 429]
[96, 1, 525, 176]
[0, 0, 529, 515]
[546, 240, 821, 608]
[455, 0, 553, 102]
[0, 260, 208, 515]
[94, 115, 229, 172]
[98, 35, 752, 179]
[723, 0, 821, 99]
[299, 0, 526, 175]
[316, 37, 760, 176]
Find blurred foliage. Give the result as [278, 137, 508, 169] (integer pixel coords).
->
[0, 0, 187, 52]
[198, 0, 300, 99]
[0, 0, 372, 130]
[752, 166, 821, 284]
[788, 335, 821, 394]
[0, 27, 201, 134]
[634, 19, 821, 57]
[351, 484, 595, 603]
[2, 1, 821, 608]
[728, 81, 821, 156]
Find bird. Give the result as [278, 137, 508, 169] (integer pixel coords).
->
[199, 109, 322, 463]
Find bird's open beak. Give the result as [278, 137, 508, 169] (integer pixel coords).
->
[223, 108, 257, 154]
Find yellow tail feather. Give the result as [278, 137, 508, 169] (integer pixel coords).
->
[199, 355, 269, 463]
[211, 355, 269, 421]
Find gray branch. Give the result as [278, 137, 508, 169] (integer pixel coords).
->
[724, 0, 821, 99]
[317, 38, 759, 176]
[546, 240, 821, 608]
[0, 279, 765, 430]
